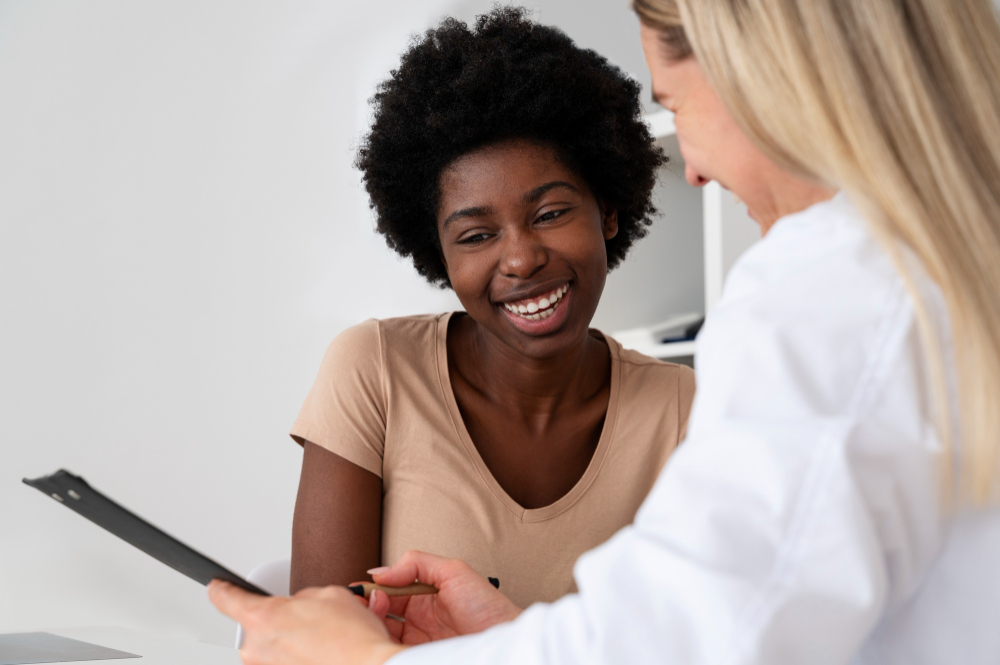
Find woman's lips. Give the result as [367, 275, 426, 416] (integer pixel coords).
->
[498, 283, 572, 335]
[501, 283, 568, 319]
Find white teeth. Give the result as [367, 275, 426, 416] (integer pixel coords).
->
[502, 283, 570, 321]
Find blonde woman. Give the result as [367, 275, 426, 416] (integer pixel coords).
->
[210, 1, 1000, 663]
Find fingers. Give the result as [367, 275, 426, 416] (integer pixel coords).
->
[366, 590, 410, 642]
[369, 592, 405, 626]
[211, 581, 403, 665]
[208, 580, 272, 623]
[385, 594, 411, 617]
[368, 589, 390, 618]
[370, 550, 456, 587]
[385, 618, 405, 643]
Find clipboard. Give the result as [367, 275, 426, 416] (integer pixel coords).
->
[23, 469, 269, 596]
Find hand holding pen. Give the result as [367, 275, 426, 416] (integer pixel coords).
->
[361, 551, 520, 645]
[209, 550, 519, 664]
[348, 574, 499, 600]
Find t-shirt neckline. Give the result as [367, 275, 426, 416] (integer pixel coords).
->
[435, 311, 623, 523]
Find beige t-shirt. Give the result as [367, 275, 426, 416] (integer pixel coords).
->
[291, 313, 695, 608]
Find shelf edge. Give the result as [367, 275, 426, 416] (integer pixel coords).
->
[644, 110, 676, 138]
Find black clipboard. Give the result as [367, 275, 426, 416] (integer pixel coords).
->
[23, 469, 269, 596]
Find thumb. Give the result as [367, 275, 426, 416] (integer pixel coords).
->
[371, 550, 455, 588]
[368, 588, 391, 619]
[208, 580, 268, 623]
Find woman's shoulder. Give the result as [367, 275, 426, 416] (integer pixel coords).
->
[330, 313, 448, 352]
[322, 313, 450, 387]
[725, 194, 900, 305]
[715, 195, 915, 349]
[698, 195, 942, 418]
[603, 334, 696, 402]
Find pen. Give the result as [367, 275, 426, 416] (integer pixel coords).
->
[348, 576, 500, 600]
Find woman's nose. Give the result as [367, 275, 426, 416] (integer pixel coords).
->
[499, 231, 547, 279]
[685, 164, 710, 188]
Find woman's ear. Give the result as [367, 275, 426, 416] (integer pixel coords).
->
[602, 206, 619, 240]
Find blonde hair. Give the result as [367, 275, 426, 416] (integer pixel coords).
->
[635, 0, 1000, 503]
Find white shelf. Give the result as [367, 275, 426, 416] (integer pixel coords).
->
[644, 109, 676, 138]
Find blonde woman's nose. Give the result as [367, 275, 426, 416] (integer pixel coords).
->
[685, 163, 710, 188]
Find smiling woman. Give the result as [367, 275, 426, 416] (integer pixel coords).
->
[286, 6, 696, 609]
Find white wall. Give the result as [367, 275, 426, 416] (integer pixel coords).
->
[595, 133, 704, 332]
[0, 0, 700, 646]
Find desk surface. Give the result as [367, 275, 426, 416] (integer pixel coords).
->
[42, 627, 241, 664]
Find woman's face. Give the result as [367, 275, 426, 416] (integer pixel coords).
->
[639, 22, 831, 232]
[436, 139, 617, 359]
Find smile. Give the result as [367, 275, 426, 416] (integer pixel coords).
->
[501, 284, 569, 321]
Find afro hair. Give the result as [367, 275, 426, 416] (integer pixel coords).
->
[355, 6, 665, 287]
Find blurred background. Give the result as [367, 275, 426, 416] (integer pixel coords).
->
[0, 0, 706, 645]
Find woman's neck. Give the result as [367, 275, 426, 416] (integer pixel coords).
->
[451, 314, 609, 423]
[753, 177, 838, 235]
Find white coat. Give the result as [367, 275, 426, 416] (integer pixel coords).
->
[392, 194, 1000, 664]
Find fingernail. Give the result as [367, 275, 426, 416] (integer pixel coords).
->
[369, 589, 378, 609]
[367, 566, 390, 575]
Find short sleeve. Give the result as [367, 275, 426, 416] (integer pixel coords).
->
[290, 319, 386, 477]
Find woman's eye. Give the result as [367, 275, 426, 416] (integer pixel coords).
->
[458, 233, 492, 245]
[537, 209, 568, 223]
